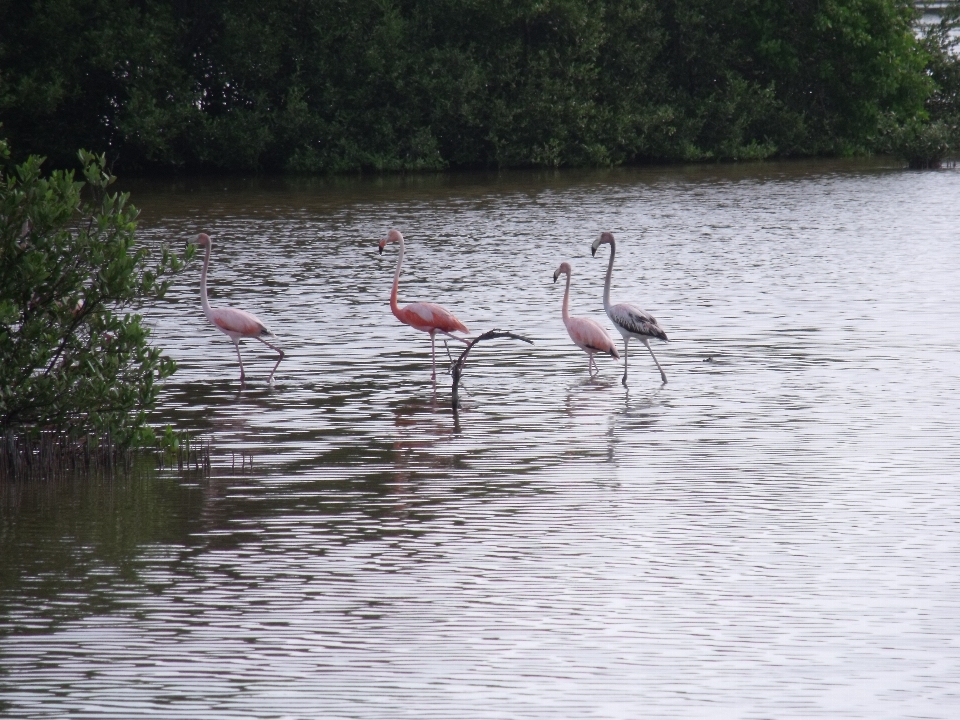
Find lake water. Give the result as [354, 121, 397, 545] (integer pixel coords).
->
[2, 160, 960, 718]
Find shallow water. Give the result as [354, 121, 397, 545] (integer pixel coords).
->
[2, 160, 960, 718]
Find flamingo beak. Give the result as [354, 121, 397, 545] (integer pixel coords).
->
[553, 270, 560, 283]
[378, 241, 385, 255]
[591, 239, 600, 257]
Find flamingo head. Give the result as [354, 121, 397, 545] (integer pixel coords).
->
[192, 233, 211, 247]
[591, 231, 614, 257]
[379, 228, 404, 255]
[553, 261, 572, 283]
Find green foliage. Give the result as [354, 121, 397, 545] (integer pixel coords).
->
[881, 115, 955, 168]
[911, 2, 960, 164]
[0, 137, 192, 445]
[0, 0, 937, 171]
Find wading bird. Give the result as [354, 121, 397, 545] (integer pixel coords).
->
[591, 232, 668, 385]
[192, 233, 284, 385]
[553, 262, 620, 377]
[378, 229, 469, 382]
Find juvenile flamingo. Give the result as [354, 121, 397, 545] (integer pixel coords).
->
[378, 229, 470, 382]
[192, 233, 284, 385]
[553, 262, 620, 377]
[591, 232, 668, 385]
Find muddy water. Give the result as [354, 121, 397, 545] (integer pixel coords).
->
[2, 160, 960, 718]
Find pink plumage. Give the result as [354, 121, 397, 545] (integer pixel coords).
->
[211, 307, 270, 338]
[563, 316, 620, 360]
[378, 229, 470, 383]
[397, 302, 469, 335]
[553, 261, 619, 377]
[192, 233, 284, 385]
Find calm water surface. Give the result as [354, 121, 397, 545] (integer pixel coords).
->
[2, 161, 960, 718]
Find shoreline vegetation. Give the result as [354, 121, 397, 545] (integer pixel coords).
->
[0, 139, 193, 458]
[0, 428, 211, 482]
[2, 1, 959, 175]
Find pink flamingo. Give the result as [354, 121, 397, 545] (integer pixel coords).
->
[192, 233, 284, 385]
[378, 229, 470, 382]
[553, 262, 620, 377]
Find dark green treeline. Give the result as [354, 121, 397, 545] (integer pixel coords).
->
[0, 0, 936, 173]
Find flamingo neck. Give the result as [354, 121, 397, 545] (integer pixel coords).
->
[199, 241, 215, 322]
[389, 237, 404, 319]
[602, 238, 615, 312]
[561, 271, 571, 322]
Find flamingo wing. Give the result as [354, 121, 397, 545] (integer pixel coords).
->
[211, 307, 272, 338]
[565, 316, 620, 358]
[401, 302, 469, 334]
[610, 303, 667, 341]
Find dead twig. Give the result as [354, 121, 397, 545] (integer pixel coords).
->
[451, 329, 534, 409]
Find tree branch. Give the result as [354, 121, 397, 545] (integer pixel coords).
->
[450, 329, 534, 409]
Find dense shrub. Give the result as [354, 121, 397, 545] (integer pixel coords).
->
[0, 0, 942, 173]
[0, 138, 190, 444]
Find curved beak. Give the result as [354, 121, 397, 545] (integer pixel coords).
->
[590, 238, 600, 257]
[552, 269, 560, 283]
[378, 240, 385, 255]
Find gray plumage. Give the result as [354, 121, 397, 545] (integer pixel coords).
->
[608, 303, 668, 342]
[591, 231, 669, 384]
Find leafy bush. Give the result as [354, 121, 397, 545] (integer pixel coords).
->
[0, 137, 191, 445]
[883, 116, 955, 168]
[877, 3, 960, 168]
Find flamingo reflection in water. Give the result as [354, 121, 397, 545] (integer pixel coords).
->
[191, 233, 285, 385]
[378, 229, 470, 383]
[553, 261, 620, 378]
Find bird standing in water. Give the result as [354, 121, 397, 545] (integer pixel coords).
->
[378, 229, 469, 383]
[192, 233, 284, 385]
[591, 232, 668, 385]
[553, 261, 620, 377]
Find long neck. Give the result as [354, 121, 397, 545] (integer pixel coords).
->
[199, 241, 215, 321]
[561, 272, 571, 322]
[390, 237, 405, 317]
[602, 239, 615, 311]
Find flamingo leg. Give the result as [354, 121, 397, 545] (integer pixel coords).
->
[234, 342, 246, 384]
[257, 337, 285, 383]
[430, 330, 437, 383]
[438, 329, 471, 346]
[643, 339, 667, 384]
[622, 337, 630, 386]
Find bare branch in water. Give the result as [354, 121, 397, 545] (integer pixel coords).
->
[451, 329, 534, 409]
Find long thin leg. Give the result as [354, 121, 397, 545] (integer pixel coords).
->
[430, 330, 437, 383]
[622, 337, 630, 386]
[234, 342, 246, 384]
[257, 337, 285, 383]
[644, 339, 667, 384]
[439, 330, 471, 346]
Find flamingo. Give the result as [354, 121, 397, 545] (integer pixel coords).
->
[591, 231, 668, 385]
[191, 233, 284, 385]
[553, 262, 620, 377]
[378, 229, 470, 382]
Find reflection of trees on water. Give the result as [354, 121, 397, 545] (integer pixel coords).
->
[0, 469, 206, 632]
